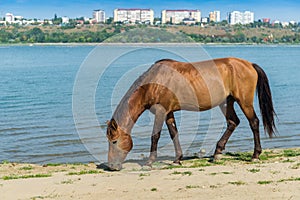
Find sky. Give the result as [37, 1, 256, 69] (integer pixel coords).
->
[1, 0, 300, 22]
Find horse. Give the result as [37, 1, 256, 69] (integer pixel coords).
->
[106, 57, 276, 171]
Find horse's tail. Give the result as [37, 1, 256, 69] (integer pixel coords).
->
[252, 63, 277, 138]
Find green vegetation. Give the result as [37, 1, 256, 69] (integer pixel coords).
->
[1, 23, 300, 44]
[67, 170, 103, 176]
[248, 168, 260, 173]
[257, 180, 273, 185]
[186, 185, 200, 189]
[2, 173, 52, 180]
[19, 165, 34, 171]
[171, 171, 192, 176]
[228, 181, 246, 186]
[278, 177, 300, 182]
[150, 188, 157, 191]
[61, 179, 74, 184]
[139, 173, 150, 177]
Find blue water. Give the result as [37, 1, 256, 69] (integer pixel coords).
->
[0, 44, 299, 164]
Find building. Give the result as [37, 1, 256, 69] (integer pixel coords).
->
[114, 8, 154, 24]
[161, 9, 201, 24]
[93, 9, 105, 23]
[209, 11, 220, 22]
[62, 16, 69, 24]
[5, 13, 14, 23]
[228, 11, 254, 25]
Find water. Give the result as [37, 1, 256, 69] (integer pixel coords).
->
[0, 44, 299, 164]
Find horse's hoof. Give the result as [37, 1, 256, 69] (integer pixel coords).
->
[214, 154, 223, 161]
[172, 161, 182, 166]
[251, 158, 260, 163]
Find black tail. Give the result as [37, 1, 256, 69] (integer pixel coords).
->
[252, 63, 277, 138]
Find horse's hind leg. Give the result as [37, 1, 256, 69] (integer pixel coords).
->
[214, 96, 240, 160]
[239, 103, 261, 161]
[166, 112, 182, 164]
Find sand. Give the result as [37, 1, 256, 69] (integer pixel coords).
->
[0, 148, 299, 200]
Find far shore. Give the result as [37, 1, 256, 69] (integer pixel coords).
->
[1, 42, 300, 47]
[0, 148, 299, 200]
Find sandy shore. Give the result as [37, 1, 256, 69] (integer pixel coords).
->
[0, 148, 299, 200]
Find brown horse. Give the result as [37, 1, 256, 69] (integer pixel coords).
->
[106, 57, 276, 171]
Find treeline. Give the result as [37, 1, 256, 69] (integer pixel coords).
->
[186, 32, 300, 43]
[1, 25, 300, 44]
[0, 27, 123, 43]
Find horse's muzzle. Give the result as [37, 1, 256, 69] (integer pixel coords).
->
[107, 162, 122, 171]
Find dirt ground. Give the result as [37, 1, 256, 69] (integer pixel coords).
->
[0, 148, 299, 200]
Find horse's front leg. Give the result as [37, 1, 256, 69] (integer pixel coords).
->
[166, 112, 182, 164]
[146, 106, 165, 166]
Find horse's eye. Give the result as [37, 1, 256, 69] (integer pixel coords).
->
[112, 141, 117, 144]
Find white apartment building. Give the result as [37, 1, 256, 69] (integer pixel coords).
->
[228, 11, 254, 25]
[93, 9, 105, 23]
[209, 11, 221, 22]
[161, 9, 201, 24]
[5, 13, 14, 23]
[114, 8, 154, 24]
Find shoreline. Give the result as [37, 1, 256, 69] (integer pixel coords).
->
[1, 42, 300, 47]
[1, 148, 299, 200]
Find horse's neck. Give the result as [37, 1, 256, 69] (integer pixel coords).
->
[113, 89, 145, 133]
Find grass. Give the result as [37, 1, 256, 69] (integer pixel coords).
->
[277, 177, 300, 183]
[283, 149, 300, 157]
[186, 185, 200, 189]
[150, 188, 157, 191]
[61, 179, 74, 184]
[139, 173, 150, 177]
[291, 163, 300, 169]
[228, 181, 246, 186]
[257, 180, 273, 185]
[19, 165, 34, 171]
[248, 168, 260, 173]
[2, 173, 52, 180]
[67, 170, 103, 176]
[171, 171, 192, 176]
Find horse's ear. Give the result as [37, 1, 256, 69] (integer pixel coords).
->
[110, 118, 118, 131]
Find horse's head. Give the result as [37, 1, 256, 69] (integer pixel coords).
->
[106, 118, 133, 171]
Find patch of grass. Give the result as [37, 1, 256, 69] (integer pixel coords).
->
[257, 180, 273, 185]
[209, 172, 217, 176]
[189, 159, 212, 168]
[1, 160, 10, 164]
[283, 149, 300, 157]
[43, 163, 62, 167]
[61, 179, 74, 184]
[171, 171, 192, 176]
[277, 177, 300, 183]
[67, 170, 103, 176]
[139, 173, 150, 177]
[210, 185, 218, 189]
[2, 174, 52, 180]
[228, 181, 246, 186]
[150, 188, 157, 191]
[225, 152, 252, 162]
[248, 168, 260, 173]
[19, 165, 34, 171]
[222, 171, 233, 175]
[282, 159, 295, 163]
[186, 185, 200, 189]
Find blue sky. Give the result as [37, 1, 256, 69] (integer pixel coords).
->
[1, 0, 299, 22]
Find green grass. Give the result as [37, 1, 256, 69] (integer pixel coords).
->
[248, 168, 260, 173]
[61, 179, 74, 184]
[225, 152, 253, 162]
[139, 173, 150, 177]
[150, 188, 157, 191]
[257, 180, 273, 185]
[186, 185, 200, 189]
[171, 171, 192, 176]
[2, 174, 52, 180]
[291, 163, 300, 169]
[1, 160, 10, 164]
[228, 181, 246, 186]
[67, 170, 103, 176]
[283, 149, 300, 157]
[277, 177, 300, 182]
[19, 166, 34, 171]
